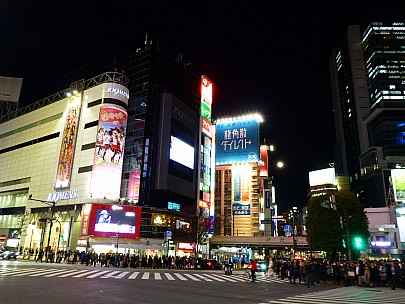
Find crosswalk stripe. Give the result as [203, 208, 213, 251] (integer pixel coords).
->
[173, 273, 187, 281]
[128, 272, 140, 279]
[183, 273, 200, 281]
[154, 272, 162, 280]
[192, 273, 213, 281]
[199, 273, 225, 282]
[101, 271, 121, 278]
[59, 269, 90, 277]
[44, 269, 78, 277]
[28, 269, 59, 277]
[164, 273, 175, 280]
[210, 274, 240, 282]
[73, 270, 98, 278]
[0, 268, 37, 276]
[141, 272, 150, 280]
[86, 270, 109, 278]
[267, 287, 405, 304]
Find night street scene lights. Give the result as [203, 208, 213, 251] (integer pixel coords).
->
[28, 194, 57, 262]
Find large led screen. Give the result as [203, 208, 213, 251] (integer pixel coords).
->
[215, 118, 260, 164]
[90, 106, 127, 199]
[88, 204, 142, 239]
[170, 136, 195, 169]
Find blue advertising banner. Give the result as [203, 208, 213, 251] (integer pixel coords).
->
[232, 202, 250, 216]
[215, 118, 260, 164]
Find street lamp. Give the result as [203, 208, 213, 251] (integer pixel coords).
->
[28, 194, 56, 262]
[207, 233, 213, 259]
[115, 221, 120, 267]
[320, 196, 351, 261]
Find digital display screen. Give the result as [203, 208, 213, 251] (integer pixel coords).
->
[170, 136, 195, 169]
[84, 204, 142, 238]
[215, 118, 260, 164]
[94, 208, 137, 234]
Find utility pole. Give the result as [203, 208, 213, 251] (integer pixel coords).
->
[29, 195, 56, 263]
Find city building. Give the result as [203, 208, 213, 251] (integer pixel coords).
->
[330, 21, 405, 256]
[0, 42, 208, 258]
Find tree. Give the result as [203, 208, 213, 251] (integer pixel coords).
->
[306, 191, 369, 260]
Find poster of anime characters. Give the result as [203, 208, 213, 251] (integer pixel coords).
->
[90, 106, 127, 199]
[55, 93, 82, 189]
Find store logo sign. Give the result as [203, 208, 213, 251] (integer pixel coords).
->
[47, 189, 78, 203]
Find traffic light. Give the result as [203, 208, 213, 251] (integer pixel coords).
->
[353, 236, 364, 249]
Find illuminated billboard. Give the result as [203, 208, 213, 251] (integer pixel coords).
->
[232, 165, 251, 216]
[90, 106, 127, 199]
[201, 76, 213, 122]
[215, 116, 260, 164]
[308, 167, 336, 186]
[259, 145, 268, 177]
[391, 169, 405, 202]
[55, 93, 82, 189]
[396, 205, 405, 242]
[87, 204, 142, 239]
[127, 120, 144, 200]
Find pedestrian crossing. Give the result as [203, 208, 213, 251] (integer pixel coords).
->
[0, 267, 290, 283]
[265, 286, 405, 304]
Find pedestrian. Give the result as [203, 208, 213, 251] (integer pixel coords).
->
[305, 260, 314, 288]
[247, 259, 258, 282]
[390, 261, 400, 290]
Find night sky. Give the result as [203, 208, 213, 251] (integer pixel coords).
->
[1, 2, 403, 212]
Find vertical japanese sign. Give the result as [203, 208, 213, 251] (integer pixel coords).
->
[55, 93, 82, 189]
[259, 145, 268, 177]
[90, 107, 127, 199]
[215, 118, 260, 164]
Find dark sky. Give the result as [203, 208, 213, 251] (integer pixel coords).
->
[1, 2, 402, 212]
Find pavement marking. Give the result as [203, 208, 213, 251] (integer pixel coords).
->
[267, 287, 405, 304]
[44, 269, 78, 277]
[192, 273, 213, 281]
[86, 270, 110, 278]
[59, 269, 90, 277]
[100, 270, 121, 278]
[173, 273, 188, 281]
[128, 272, 140, 279]
[27, 269, 59, 277]
[164, 272, 175, 280]
[73, 270, 99, 278]
[183, 273, 201, 281]
[154, 272, 162, 280]
[200, 273, 226, 282]
[141, 272, 150, 280]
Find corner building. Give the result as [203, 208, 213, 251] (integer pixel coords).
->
[0, 72, 138, 253]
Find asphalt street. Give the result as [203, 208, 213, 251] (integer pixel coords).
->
[1, 260, 403, 304]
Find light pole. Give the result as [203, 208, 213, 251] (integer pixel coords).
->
[207, 233, 213, 259]
[320, 196, 351, 261]
[115, 221, 120, 267]
[28, 194, 56, 262]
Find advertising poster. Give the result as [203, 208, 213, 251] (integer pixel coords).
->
[215, 118, 260, 165]
[392, 169, 405, 202]
[90, 107, 127, 199]
[127, 120, 144, 200]
[55, 93, 82, 189]
[396, 205, 405, 242]
[259, 145, 268, 177]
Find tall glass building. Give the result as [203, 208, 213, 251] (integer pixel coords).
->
[330, 21, 405, 207]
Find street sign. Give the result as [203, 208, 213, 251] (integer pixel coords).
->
[272, 216, 284, 220]
[261, 219, 272, 224]
[284, 224, 292, 233]
[166, 231, 172, 237]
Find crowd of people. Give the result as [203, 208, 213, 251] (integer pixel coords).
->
[268, 258, 405, 290]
